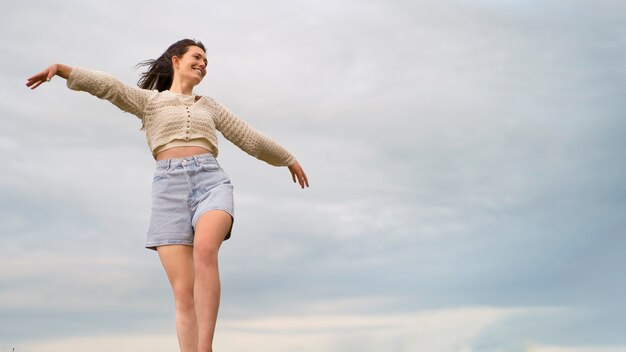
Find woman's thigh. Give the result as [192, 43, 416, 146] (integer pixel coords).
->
[193, 210, 232, 264]
[157, 245, 195, 295]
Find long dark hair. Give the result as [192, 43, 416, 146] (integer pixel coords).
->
[136, 39, 206, 91]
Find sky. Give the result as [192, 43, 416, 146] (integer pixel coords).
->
[1, 0, 625, 351]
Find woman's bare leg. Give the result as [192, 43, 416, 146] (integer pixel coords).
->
[157, 245, 198, 352]
[193, 210, 232, 352]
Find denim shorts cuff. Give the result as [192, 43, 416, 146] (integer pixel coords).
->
[192, 207, 234, 227]
[145, 238, 194, 250]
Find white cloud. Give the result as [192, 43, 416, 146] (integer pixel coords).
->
[13, 307, 522, 352]
[527, 346, 626, 352]
[13, 334, 178, 352]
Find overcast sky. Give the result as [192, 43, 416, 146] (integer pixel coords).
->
[1, 0, 625, 351]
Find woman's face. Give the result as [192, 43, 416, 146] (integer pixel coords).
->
[173, 46, 208, 86]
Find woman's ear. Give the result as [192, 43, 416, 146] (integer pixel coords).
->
[172, 55, 180, 69]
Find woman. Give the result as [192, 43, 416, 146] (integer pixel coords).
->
[26, 38, 308, 352]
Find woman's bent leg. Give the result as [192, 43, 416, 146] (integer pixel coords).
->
[193, 210, 232, 352]
[157, 245, 198, 352]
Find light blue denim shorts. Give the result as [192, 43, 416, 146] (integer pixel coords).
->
[145, 153, 234, 251]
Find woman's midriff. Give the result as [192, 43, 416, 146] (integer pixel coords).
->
[155, 146, 212, 160]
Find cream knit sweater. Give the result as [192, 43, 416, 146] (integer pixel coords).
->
[66, 67, 296, 166]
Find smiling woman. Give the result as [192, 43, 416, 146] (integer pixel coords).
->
[25, 38, 309, 352]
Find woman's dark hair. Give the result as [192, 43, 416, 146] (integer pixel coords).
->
[136, 39, 206, 91]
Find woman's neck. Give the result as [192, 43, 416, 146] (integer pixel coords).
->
[168, 78, 194, 96]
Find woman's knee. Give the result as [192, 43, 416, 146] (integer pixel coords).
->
[172, 283, 195, 312]
[193, 245, 219, 272]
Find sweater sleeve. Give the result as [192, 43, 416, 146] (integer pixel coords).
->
[66, 67, 155, 119]
[211, 99, 296, 167]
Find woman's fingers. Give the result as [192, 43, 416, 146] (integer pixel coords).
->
[288, 161, 309, 189]
[25, 73, 41, 88]
[26, 66, 56, 90]
[26, 72, 47, 89]
[295, 168, 308, 189]
[289, 162, 298, 184]
[296, 168, 308, 188]
[302, 171, 309, 188]
[26, 77, 44, 89]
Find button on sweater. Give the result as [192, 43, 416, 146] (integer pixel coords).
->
[66, 67, 296, 166]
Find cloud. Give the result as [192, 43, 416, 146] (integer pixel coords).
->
[13, 306, 522, 352]
[527, 346, 626, 352]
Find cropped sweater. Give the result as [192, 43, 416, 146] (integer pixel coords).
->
[66, 67, 296, 166]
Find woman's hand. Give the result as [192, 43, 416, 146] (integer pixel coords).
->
[26, 64, 58, 90]
[26, 64, 71, 90]
[288, 160, 309, 189]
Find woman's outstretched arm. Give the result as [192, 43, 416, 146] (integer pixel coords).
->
[26, 65, 156, 119]
[26, 64, 72, 89]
